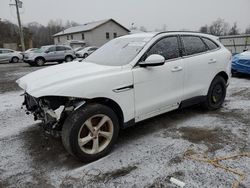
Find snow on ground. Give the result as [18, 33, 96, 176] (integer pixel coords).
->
[0, 63, 249, 188]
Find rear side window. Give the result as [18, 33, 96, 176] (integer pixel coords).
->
[146, 36, 180, 60]
[202, 37, 219, 50]
[181, 36, 207, 56]
[56, 46, 66, 51]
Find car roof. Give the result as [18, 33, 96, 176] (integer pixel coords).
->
[121, 31, 218, 40]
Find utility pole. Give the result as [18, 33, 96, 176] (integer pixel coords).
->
[14, 0, 25, 51]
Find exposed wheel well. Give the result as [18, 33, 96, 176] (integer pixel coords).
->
[215, 71, 229, 83]
[35, 56, 45, 62]
[87, 97, 124, 128]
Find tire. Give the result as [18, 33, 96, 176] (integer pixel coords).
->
[11, 57, 19, 63]
[202, 76, 227, 110]
[65, 55, 73, 62]
[62, 103, 119, 162]
[35, 58, 45, 66]
[83, 53, 88, 59]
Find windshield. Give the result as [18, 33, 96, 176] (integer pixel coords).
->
[85, 36, 151, 66]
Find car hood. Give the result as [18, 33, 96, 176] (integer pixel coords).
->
[16, 61, 122, 97]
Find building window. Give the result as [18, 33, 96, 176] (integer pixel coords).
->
[71, 35, 73, 40]
[57, 37, 60, 43]
[113, 33, 117, 38]
[67, 35, 69, 40]
[106, 32, 110, 39]
[82, 33, 85, 40]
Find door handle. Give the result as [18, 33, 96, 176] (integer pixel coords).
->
[208, 59, 216, 64]
[171, 66, 183, 72]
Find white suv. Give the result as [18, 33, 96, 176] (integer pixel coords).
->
[17, 32, 231, 162]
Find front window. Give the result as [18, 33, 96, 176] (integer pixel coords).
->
[85, 36, 152, 66]
[144, 36, 180, 60]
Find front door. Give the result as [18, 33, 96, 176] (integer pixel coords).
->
[132, 36, 184, 122]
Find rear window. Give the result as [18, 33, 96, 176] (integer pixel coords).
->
[202, 37, 219, 50]
[182, 36, 207, 56]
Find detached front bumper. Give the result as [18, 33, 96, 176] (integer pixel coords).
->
[23, 93, 58, 127]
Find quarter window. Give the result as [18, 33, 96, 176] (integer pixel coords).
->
[202, 37, 219, 50]
[146, 36, 180, 60]
[181, 36, 207, 56]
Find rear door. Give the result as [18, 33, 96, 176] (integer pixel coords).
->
[180, 35, 219, 100]
[56, 46, 66, 60]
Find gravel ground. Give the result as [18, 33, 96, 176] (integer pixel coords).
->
[0, 63, 249, 188]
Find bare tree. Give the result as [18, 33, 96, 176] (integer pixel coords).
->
[209, 18, 229, 36]
[139, 26, 147, 32]
[199, 25, 209, 34]
[228, 22, 239, 35]
[246, 26, 250, 34]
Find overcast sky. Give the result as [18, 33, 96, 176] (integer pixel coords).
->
[1, 0, 250, 32]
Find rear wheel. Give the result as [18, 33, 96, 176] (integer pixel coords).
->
[202, 76, 226, 110]
[11, 57, 19, 63]
[35, 58, 45, 66]
[61, 104, 119, 162]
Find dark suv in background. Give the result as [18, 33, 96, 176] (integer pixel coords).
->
[23, 45, 76, 66]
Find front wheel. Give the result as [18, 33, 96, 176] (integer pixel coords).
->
[61, 104, 119, 162]
[11, 57, 19, 63]
[202, 76, 227, 110]
[35, 58, 45, 66]
[65, 55, 73, 62]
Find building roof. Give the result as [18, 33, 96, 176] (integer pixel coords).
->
[53, 19, 130, 37]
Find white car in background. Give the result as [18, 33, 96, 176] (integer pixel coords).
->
[17, 32, 231, 162]
[76, 46, 98, 58]
[0, 48, 23, 63]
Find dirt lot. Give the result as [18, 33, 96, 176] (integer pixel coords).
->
[0, 63, 249, 188]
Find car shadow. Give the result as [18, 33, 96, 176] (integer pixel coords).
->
[21, 105, 202, 169]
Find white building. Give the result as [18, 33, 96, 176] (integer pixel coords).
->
[53, 19, 130, 48]
[219, 34, 250, 54]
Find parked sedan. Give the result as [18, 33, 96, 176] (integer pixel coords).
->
[76, 46, 98, 58]
[17, 32, 231, 162]
[231, 50, 250, 75]
[0, 48, 23, 63]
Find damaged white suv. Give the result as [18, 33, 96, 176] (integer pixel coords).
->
[17, 32, 231, 162]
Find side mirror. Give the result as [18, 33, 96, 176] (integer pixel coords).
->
[139, 54, 165, 67]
